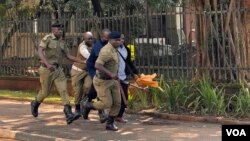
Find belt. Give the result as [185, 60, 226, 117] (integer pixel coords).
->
[95, 74, 112, 80]
[41, 63, 59, 68]
[72, 65, 83, 72]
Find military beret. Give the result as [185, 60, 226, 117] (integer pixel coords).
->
[51, 22, 64, 28]
[109, 31, 121, 39]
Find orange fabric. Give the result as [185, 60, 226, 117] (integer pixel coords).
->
[136, 73, 159, 88]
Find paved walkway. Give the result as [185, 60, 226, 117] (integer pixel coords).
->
[0, 100, 222, 141]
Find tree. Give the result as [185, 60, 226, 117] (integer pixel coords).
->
[189, 0, 248, 83]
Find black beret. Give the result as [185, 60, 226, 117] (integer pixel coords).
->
[51, 23, 64, 28]
[109, 31, 121, 39]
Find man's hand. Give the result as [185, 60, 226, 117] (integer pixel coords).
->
[46, 64, 56, 72]
[65, 53, 85, 64]
[109, 72, 118, 80]
[133, 74, 140, 80]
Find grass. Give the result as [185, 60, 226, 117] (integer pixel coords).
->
[232, 83, 250, 117]
[196, 77, 226, 115]
[0, 90, 74, 104]
[162, 81, 190, 113]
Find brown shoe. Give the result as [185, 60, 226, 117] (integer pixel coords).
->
[115, 117, 127, 123]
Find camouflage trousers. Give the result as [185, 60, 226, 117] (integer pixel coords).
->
[92, 76, 121, 117]
[36, 66, 70, 105]
[71, 69, 92, 105]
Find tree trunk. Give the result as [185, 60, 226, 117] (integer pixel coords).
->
[241, 0, 250, 83]
[91, 0, 102, 17]
[191, 0, 247, 83]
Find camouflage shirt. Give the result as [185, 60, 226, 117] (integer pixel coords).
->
[95, 42, 119, 78]
[39, 33, 69, 65]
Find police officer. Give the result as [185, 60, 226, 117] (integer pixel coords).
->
[82, 29, 111, 122]
[84, 31, 122, 131]
[31, 22, 85, 124]
[71, 32, 93, 118]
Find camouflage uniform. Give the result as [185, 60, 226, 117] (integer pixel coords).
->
[31, 32, 79, 124]
[71, 41, 92, 116]
[92, 43, 121, 116]
[36, 33, 70, 105]
[71, 41, 92, 105]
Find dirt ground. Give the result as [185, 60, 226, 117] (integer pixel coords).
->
[0, 139, 20, 141]
[0, 99, 221, 141]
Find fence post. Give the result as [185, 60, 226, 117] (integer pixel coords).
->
[0, 44, 2, 75]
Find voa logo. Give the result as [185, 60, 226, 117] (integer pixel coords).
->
[226, 129, 246, 136]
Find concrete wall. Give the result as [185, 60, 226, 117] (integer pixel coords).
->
[0, 77, 74, 96]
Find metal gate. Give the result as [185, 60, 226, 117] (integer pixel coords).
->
[0, 1, 249, 83]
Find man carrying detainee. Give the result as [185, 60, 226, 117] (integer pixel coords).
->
[83, 31, 122, 131]
[71, 32, 93, 118]
[81, 29, 111, 123]
[31, 22, 85, 124]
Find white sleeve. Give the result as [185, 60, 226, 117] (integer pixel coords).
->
[79, 44, 90, 59]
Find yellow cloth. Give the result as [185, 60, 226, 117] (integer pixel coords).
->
[136, 73, 159, 88]
[127, 44, 135, 61]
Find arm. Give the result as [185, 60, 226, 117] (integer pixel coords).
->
[125, 46, 139, 75]
[79, 44, 90, 59]
[95, 47, 118, 80]
[38, 47, 48, 66]
[65, 53, 85, 63]
[95, 63, 118, 80]
[62, 41, 85, 63]
[38, 47, 56, 71]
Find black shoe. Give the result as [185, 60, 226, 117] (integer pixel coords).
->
[75, 104, 81, 120]
[98, 110, 107, 123]
[82, 101, 94, 119]
[31, 100, 40, 117]
[82, 107, 91, 119]
[81, 98, 90, 119]
[106, 116, 118, 131]
[64, 104, 79, 124]
[84, 101, 95, 109]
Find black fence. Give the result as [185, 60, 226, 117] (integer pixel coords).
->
[0, 2, 249, 83]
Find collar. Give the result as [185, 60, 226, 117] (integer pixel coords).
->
[51, 33, 62, 40]
[82, 41, 93, 48]
[100, 39, 108, 45]
[119, 45, 123, 48]
[107, 42, 117, 51]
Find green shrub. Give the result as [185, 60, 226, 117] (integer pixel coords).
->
[137, 90, 150, 108]
[150, 87, 166, 108]
[151, 74, 168, 108]
[232, 83, 250, 117]
[127, 88, 150, 110]
[127, 91, 135, 109]
[127, 75, 250, 118]
[186, 93, 201, 114]
[197, 77, 226, 115]
[161, 80, 190, 112]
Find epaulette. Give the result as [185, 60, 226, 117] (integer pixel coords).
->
[41, 34, 53, 41]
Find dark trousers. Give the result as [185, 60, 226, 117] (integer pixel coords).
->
[87, 83, 97, 102]
[117, 82, 129, 117]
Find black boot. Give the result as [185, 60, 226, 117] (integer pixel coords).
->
[82, 102, 94, 119]
[75, 104, 81, 119]
[81, 98, 90, 119]
[106, 116, 118, 131]
[98, 110, 107, 123]
[82, 107, 91, 119]
[64, 104, 79, 124]
[31, 100, 40, 117]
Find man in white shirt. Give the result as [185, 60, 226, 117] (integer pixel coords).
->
[116, 34, 139, 123]
[71, 32, 93, 118]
